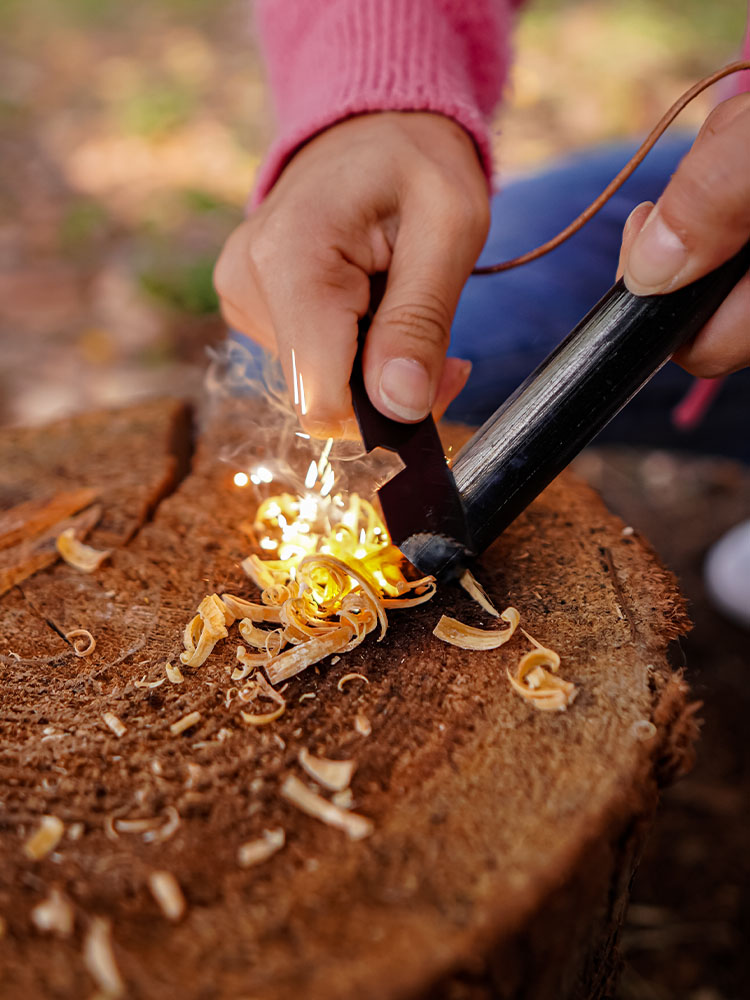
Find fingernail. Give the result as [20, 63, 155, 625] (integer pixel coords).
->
[626, 208, 688, 293]
[379, 357, 432, 421]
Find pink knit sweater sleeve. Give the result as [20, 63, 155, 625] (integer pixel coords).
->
[251, 0, 520, 204]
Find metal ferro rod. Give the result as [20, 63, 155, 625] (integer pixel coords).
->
[452, 241, 750, 556]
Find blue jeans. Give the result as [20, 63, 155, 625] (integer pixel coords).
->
[447, 136, 750, 461]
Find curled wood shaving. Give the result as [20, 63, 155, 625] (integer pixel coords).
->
[239, 671, 286, 726]
[143, 806, 181, 844]
[165, 661, 184, 684]
[354, 713, 371, 736]
[380, 579, 437, 608]
[507, 646, 578, 712]
[281, 775, 373, 840]
[56, 527, 111, 573]
[113, 817, 159, 835]
[632, 719, 657, 741]
[102, 712, 126, 738]
[180, 594, 231, 668]
[332, 788, 354, 810]
[66, 628, 96, 657]
[134, 675, 166, 689]
[459, 568, 499, 616]
[169, 710, 201, 735]
[241, 554, 278, 590]
[24, 814, 64, 860]
[298, 748, 356, 792]
[266, 625, 354, 685]
[31, 888, 74, 938]
[221, 593, 281, 623]
[337, 672, 369, 692]
[433, 607, 520, 650]
[83, 917, 124, 998]
[237, 827, 285, 868]
[147, 870, 186, 922]
[233, 644, 270, 681]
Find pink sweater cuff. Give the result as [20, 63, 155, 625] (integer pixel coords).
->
[252, 0, 516, 206]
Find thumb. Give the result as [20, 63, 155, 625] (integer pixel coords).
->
[623, 95, 750, 296]
[363, 206, 484, 422]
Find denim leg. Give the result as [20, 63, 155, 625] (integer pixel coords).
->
[447, 136, 750, 461]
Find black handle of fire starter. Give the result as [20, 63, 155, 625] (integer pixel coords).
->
[452, 240, 750, 556]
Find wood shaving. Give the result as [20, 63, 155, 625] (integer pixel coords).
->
[337, 672, 369, 692]
[433, 607, 520, 650]
[298, 748, 356, 792]
[68, 822, 85, 841]
[239, 671, 286, 726]
[507, 646, 578, 712]
[281, 775, 373, 840]
[102, 712, 126, 738]
[66, 628, 96, 657]
[143, 806, 181, 844]
[56, 527, 110, 572]
[113, 817, 160, 835]
[459, 568, 500, 616]
[266, 625, 353, 685]
[354, 713, 371, 736]
[165, 661, 184, 684]
[331, 788, 354, 810]
[237, 827, 285, 868]
[169, 711, 201, 735]
[298, 692, 316, 703]
[180, 594, 231, 668]
[24, 814, 64, 860]
[147, 871, 186, 922]
[632, 719, 657, 741]
[221, 593, 281, 623]
[83, 917, 124, 998]
[133, 675, 166, 689]
[31, 888, 74, 937]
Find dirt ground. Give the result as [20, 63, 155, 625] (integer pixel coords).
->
[2, 0, 750, 996]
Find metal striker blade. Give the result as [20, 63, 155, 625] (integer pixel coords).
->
[350, 275, 474, 579]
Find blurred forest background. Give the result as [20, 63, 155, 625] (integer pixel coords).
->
[0, 0, 745, 426]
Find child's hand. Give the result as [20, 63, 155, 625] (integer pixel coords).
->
[214, 112, 489, 436]
[620, 94, 750, 377]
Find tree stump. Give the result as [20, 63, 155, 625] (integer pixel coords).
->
[0, 400, 697, 1000]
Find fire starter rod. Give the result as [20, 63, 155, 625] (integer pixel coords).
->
[450, 240, 750, 562]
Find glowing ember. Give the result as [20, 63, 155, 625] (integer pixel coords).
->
[233, 472, 250, 488]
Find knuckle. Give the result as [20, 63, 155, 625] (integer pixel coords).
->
[379, 292, 452, 353]
[664, 128, 750, 239]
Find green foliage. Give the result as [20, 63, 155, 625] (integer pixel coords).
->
[59, 200, 110, 252]
[118, 84, 197, 138]
[139, 256, 219, 316]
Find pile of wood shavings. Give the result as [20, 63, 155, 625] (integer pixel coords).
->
[178, 491, 578, 713]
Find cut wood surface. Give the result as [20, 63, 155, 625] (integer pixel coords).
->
[0, 400, 696, 1000]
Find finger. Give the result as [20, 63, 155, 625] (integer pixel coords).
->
[363, 185, 489, 421]
[431, 357, 472, 422]
[259, 242, 371, 437]
[624, 95, 750, 295]
[214, 222, 277, 350]
[673, 271, 750, 377]
[616, 201, 653, 279]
